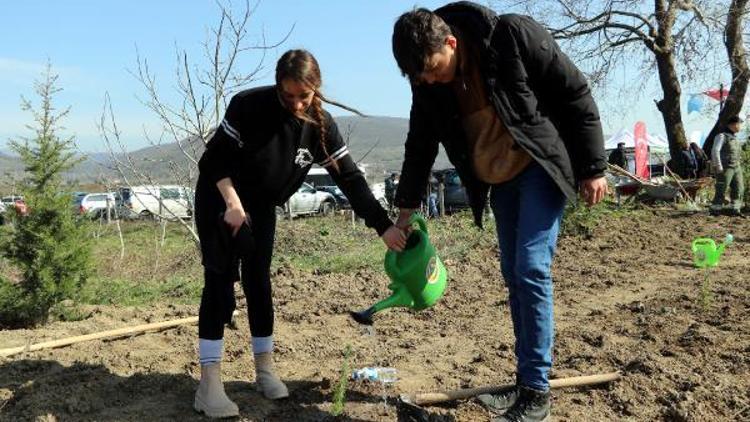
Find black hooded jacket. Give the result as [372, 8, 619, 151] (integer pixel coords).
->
[196, 86, 391, 236]
[394, 2, 606, 227]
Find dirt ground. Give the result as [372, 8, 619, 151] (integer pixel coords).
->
[1, 210, 748, 421]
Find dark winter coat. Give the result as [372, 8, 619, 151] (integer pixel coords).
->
[394, 1, 606, 227]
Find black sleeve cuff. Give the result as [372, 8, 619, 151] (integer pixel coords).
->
[371, 213, 393, 237]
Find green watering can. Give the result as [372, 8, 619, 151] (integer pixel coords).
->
[691, 234, 733, 268]
[350, 214, 448, 325]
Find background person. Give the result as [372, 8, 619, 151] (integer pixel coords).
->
[710, 116, 745, 216]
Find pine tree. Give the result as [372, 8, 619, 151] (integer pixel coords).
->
[0, 63, 92, 328]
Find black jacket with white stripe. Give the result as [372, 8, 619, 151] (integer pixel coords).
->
[197, 85, 392, 235]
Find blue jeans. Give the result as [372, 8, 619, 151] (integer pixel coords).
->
[490, 162, 566, 391]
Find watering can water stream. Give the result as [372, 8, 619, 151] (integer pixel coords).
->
[350, 214, 448, 325]
[691, 234, 733, 268]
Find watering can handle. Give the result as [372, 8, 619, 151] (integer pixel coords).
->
[409, 213, 428, 234]
[385, 251, 399, 278]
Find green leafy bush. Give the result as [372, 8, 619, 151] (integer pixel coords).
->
[0, 64, 92, 328]
[560, 201, 608, 239]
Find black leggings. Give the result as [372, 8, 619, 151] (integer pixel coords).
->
[196, 190, 277, 340]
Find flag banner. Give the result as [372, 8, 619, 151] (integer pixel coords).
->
[703, 88, 730, 101]
[634, 121, 650, 179]
[687, 94, 703, 113]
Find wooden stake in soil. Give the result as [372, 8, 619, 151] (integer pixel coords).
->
[403, 372, 621, 406]
[0, 311, 239, 358]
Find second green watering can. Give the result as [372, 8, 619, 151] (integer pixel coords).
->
[350, 214, 448, 325]
[691, 234, 733, 268]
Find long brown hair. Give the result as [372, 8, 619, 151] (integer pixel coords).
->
[275, 49, 365, 171]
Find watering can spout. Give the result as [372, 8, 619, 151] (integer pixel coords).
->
[717, 233, 734, 257]
[349, 287, 415, 325]
[349, 214, 448, 325]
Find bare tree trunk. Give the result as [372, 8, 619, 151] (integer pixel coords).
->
[655, 52, 690, 158]
[115, 218, 125, 260]
[704, 0, 750, 155]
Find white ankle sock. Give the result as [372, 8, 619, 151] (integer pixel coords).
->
[199, 338, 224, 365]
[251, 336, 273, 355]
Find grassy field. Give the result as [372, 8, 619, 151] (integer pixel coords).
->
[62, 210, 504, 309]
[2, 202, 633, 316]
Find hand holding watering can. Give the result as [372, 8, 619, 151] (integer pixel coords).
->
[350, 213, 448, 325]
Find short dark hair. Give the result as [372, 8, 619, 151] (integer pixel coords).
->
[617, 142, 625, 147]
[392, 8, 452, 81]
[728, 115, 743, 125]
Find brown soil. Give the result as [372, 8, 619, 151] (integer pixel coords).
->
[1, 211, 748, 421]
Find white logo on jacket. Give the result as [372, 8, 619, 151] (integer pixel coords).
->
[294, 148, 314, 167]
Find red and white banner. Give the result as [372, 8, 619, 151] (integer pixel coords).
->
[634, 121, 650, 179]
[703, 88, 730, 102]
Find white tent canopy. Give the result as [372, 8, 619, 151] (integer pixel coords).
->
[604, 128, 669, 153]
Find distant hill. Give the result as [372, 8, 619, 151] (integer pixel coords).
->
[0, 116, 454, 188]
[333, 116, 451, 176]
[0, 151, 23, 173]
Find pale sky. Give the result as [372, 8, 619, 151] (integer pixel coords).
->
[0, 1, 725, 152]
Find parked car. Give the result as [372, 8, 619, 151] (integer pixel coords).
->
[316, 185, 350, 209]
[117, 185, 194, 220]
[77, 192, 116, 218]
[1, 195, 23, 207]
[71, 191, 88, 203]
[432, 169, 470, 213]
[369, 182, 389, 209]
[1, 195, 27, 217]
[277, 183, 336, 218]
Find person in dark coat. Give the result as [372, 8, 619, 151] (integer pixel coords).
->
[679, 142, 698, 179]
[608, 142, 628, 169]
[192, 49, 406, 418]
[384, 172, 399, 209]
[690, 142, 709, 177]
[391, 3, 607, 421]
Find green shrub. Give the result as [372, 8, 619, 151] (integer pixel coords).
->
[331, 345, 353, 416]
[560, 201, 608, 239]
[0, 278, 38, 328]
[0, 64, 93, 328]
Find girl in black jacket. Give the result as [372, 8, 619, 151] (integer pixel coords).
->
[193, 49, 405, 418]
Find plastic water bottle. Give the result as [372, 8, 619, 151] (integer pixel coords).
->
[351, 367, 398, 383]
[724, 234, 734, 245]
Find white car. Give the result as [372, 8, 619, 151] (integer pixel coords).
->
[118, 185, 194, 220]
[1, 195, 25, 220]
[277, 183, 336, 218]
[370, 182, 389, 208]
[1, 195, 23, 207]
[78, 192, 116, 218]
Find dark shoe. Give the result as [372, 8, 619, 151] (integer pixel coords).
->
[491, 385, 550, 422]
[727, 208, 744, 217]
[477, 387, 519, 414]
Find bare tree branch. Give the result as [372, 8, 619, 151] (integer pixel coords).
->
[98, 0, 292, 247]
